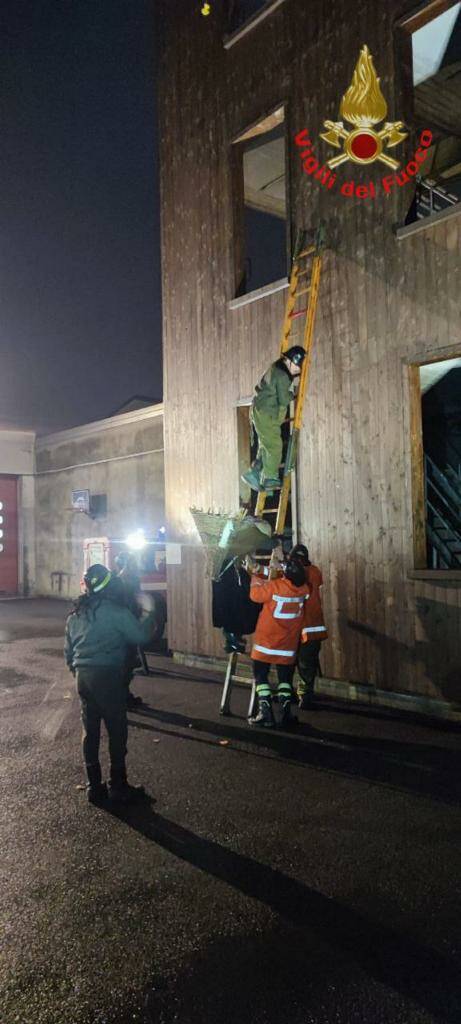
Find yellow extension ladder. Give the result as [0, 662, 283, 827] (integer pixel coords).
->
[220, 223, 326, 718]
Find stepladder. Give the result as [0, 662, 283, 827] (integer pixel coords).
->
[219, 224, 326, 717]
[220, 650, 257, 718]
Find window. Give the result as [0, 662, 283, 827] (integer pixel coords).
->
[89, 494, 107, 519]
[410, 355, 461, 569]
[397, 1, 461, 224]
[226, 0, 284, 38]
[233, 107, 288, 296]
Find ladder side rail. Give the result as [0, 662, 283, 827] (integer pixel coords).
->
[274, 254, 323, 538]
[220, 652, 238, 716]
[255, 257, 302, 519]
[294, 253, 323, 432]
[257, 233, 324, 550]
[281, 262, 302, 351]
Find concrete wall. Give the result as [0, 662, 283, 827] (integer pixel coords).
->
[34, 406, 164, 598]
[0, 430, 36, 594]
[0, 431, 35, 476]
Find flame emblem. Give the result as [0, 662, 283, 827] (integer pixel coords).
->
[320, 45, 407, 169]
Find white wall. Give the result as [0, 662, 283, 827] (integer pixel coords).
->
[34, 406, 164, 598]
[0, 431, 35, 475]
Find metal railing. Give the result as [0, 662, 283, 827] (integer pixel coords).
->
[416, 176, 459, 220]
[424, 454, 461, 568]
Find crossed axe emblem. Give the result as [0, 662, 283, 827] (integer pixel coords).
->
[320, 120, 408, 170]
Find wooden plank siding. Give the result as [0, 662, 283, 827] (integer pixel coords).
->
[158, 0, 461, 697]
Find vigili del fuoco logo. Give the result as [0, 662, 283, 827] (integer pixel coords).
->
[294, 44, 433, 200]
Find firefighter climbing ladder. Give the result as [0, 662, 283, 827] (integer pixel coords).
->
[220, 223, 326, 717]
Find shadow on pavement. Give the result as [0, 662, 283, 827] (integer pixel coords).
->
[104, 803, 461, 1023]
[128, 707, 461, 808]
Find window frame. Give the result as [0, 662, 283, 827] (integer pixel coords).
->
[407, 346, 461, 575]
[395, 0, 461, 136]
[224, 0, 287, 49]
[230, 102, 292, 301]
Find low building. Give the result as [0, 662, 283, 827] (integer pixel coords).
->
[0, 403, 165, 600]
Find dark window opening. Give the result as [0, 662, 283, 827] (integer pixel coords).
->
[420, 359, 461, 568]
[89, 494, 107, 519]
[137, 544, 166, 577]
[233, 110, 288, 296]
[400, 2, 461, 224]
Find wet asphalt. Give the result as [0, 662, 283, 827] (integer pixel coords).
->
[1, 599, 461, 1024]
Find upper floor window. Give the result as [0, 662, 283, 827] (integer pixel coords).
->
[398, 1, 461, 223]
[232, 107, 288, 296]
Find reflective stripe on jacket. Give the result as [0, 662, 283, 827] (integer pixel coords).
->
[249, 576, 309, 664]
[301, 564, 328, 644]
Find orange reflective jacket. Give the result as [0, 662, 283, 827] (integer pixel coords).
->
[301, 564, 328, 644]
[250, 576, 310, 664]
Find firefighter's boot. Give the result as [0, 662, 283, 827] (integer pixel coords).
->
[261, 477, 281, 492]
[223, 630, 246, 654]
[241, 458, 263, 492]
[126, 690, 143, 709]
[108, 766, 146, 805]
[279, 697, 298, 730]
[86, 763, 108, 806]
[248, 698, 275, 728]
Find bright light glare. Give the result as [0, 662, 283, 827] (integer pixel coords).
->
[126, 529, 147, 551]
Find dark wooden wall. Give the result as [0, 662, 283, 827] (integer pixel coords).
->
[158, 0, 461, 701]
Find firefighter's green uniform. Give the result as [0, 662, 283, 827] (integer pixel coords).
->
[65, 593, 155, 793]
[251, 361, 294, 482]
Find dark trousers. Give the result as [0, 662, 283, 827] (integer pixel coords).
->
[77, 667, 128, 774]
[122, 645, 138, 689]
[287, 640, 321, 696]
[252, 661, 293, 702]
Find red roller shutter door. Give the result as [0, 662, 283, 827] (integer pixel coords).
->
[0, 476, 19, 594]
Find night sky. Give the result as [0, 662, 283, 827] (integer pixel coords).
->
[1, 0, 161, 435]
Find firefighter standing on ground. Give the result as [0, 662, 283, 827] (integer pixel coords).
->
[65, 564, 156, 805]
[247, 558, 309, 729]
[242, 346, 306, 493]
[289, 544, 328, 708]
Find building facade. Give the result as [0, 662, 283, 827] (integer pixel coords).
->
[34, 405, 165, 597]
[159, 0, 461, 703]
[0, 405, 165, 600]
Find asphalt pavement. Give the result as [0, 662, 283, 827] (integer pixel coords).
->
[1, 599, 461, 1024]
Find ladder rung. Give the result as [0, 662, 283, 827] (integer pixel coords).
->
[295, 287, 311, 297]
[262, 507, 280, 513]
[296, 246, 315, 258]
[289, 308, 308, 320]
[297, 269, 310, 278]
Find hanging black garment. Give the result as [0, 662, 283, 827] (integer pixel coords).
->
[212, 560, 260, 636]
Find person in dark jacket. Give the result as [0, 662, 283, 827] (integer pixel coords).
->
[114, 552, 144, 708]
[242, 346, 305, 493]
[65, 564, 156, 805]
[212, 556, 261, 653]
